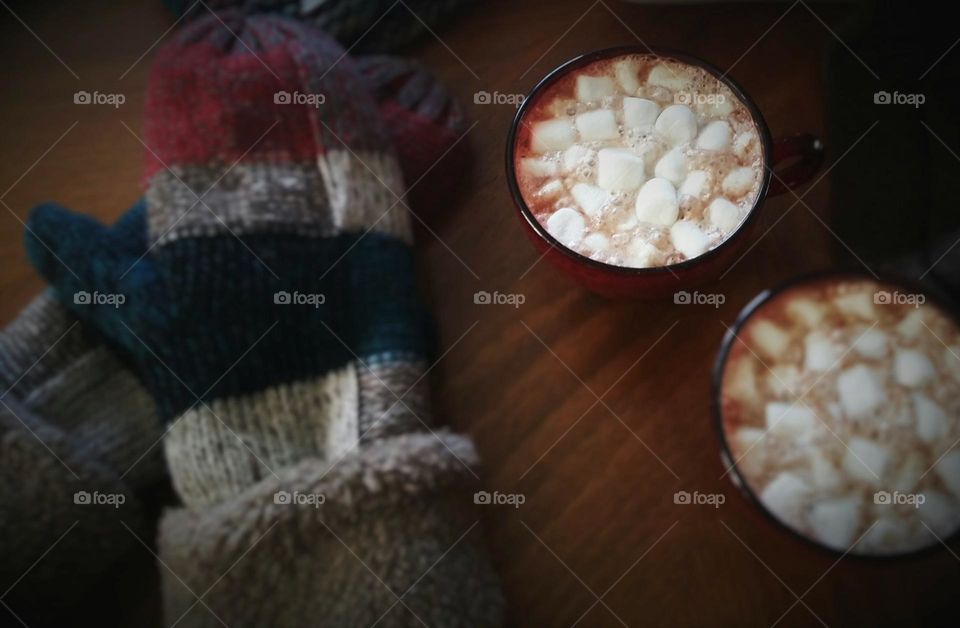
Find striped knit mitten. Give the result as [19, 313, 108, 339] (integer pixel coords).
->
[25, 13, 502, 627]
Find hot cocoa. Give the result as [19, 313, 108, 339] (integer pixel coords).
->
[719, 277, 960, 555]
[514, 53, 764, 268]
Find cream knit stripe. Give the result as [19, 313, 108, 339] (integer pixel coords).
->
[164, 363, 359, 508]
[358, 358, 430, 441]
[147, 150, 411, 246]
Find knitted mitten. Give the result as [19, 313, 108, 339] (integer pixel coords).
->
[26, 13, 502, 627]
[0, 218, 163, 622]
[164, 0, 475, 53]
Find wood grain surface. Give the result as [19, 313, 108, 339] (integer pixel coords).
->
[1, 1, 957, 626]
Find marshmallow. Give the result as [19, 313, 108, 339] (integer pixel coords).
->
[893, 457, 925, 495]
[654, 105, 697, 146]
[562, 144, 590, 173]
[765, 402, 817, 437]
[808, 449, 842, 491]
[837, 364, 887, 418]
[646, 64, 687, 91]
[935, 451, 960, 501]
[750, 320, 791, 360]
[707, 197, 741, 233]
[622, 97, 660, 131]
[786, 298, 826, 328]
[946, 347, 960, 381]
[583, 232, 610, 252]
[654, 147, 686, 185]
[917, 490, 960, 536]
[808, 496, 862, 550]
[531, 119, 576, 152]
[854, 328, 888, 359]
[521, 157, 559, 178]
[536, 180, 564, 199]
[670, 220, 710, 260]
[571, 182, 609, 218]
[734, 427, 766, 452]
[626, 240, 662, 269]
[767, 365, 802, 398]
[760, 472, 811, 527]
[575, 75, 616, 102]
[861, 517, 910, 553]
[913, 393, 948, 443]
[545, 207, 585, 246]
[613, 59, 641, 95]
[721, 166, 756, 198]
[597, 148, 645, 191]
[726, 359, 758, 403]
[803, 331, 843, 372]
[893, 349, 936, 387]
[575, 108, 619, 142]
[843, 437, 890, 484]
[635, 177, 679, 226]
[679, 170, 710, 198]
[896, 309, 926, 339]
[834, 291, 876, 320]
[696, 120, 732, 151]
[733, 131, 758, 159]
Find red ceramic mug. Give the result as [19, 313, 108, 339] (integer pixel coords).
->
[506, 47, 824, 299]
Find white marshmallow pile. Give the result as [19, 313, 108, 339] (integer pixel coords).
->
[516, 55, 764, 268]
[723, 279, 960, 555]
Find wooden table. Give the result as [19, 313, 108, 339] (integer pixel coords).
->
[2, 2, 957, 627]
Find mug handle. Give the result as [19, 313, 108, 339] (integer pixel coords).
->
[767, 133, 825, 197]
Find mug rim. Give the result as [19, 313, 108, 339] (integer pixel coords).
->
[711, 268, 960, 560]
[505, 45, 775, 276]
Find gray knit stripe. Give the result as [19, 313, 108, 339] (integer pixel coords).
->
[146, 150, 410, 246]
[0, 291, 90, 395]
[0, 292, 164, 489]
[357, 358, 430, 441]
[158, 431, 504, 627]
[24, 347, 163, 489]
